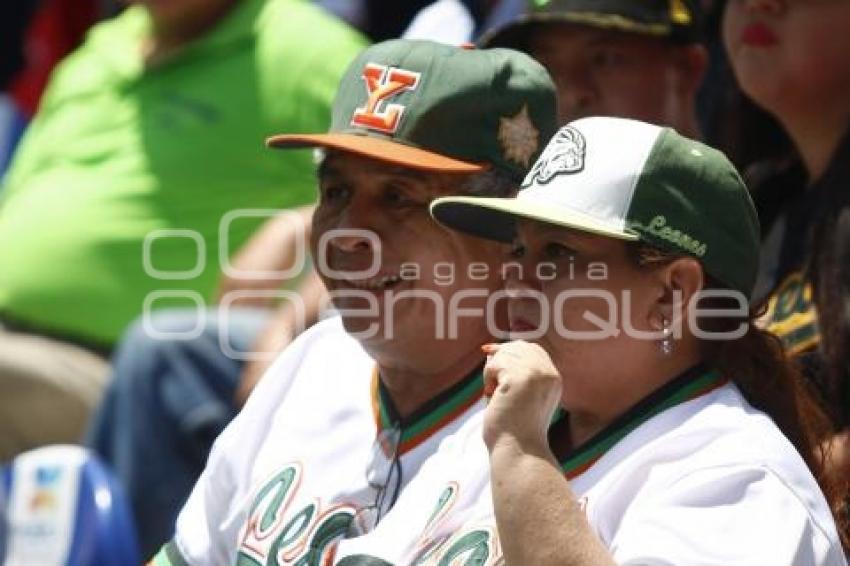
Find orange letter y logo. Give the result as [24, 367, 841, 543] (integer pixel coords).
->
[351, 63, 420, 134]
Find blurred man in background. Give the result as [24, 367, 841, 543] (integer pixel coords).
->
[0, 0, 365, 459]
[482, 0, 707, 138]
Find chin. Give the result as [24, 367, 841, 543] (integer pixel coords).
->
[732, 59, 787, 100]
[338, 315, 380, 337]
[337, 306, 417, 345]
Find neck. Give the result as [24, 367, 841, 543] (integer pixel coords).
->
[567, 348, 703, 448]
[677, 111, 702, 141]
[378, 349, 484, 419]
[143, 1, 236, 64]
[566, 411, 608, 449]
[776, 106, 849, 183]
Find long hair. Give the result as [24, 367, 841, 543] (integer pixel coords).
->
[808, 179, 850, 429]
[806, 152, 850, 549]
[630, 243, 849, 547]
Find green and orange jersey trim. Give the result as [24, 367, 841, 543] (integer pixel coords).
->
[370, 365, 485, 456]
[554, 365, 729, 480]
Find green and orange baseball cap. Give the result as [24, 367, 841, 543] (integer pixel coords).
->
[267, 39, 558, 182]
[431, 117, 760, 297]
[480, 0, 702, 51]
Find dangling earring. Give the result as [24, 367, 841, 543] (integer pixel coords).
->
[660, 319, 673, 356]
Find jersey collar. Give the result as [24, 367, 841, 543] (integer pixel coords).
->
[371, 365, 485, 456]
[551, 364, 728, 480]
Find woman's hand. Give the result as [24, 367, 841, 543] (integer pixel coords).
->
[481, 341, 563, 453]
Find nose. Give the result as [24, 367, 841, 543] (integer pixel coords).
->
[503, 260, 539, 294]
[504, 277, 539, 298]
[327, 204, 378, 254]
[317, 214, 380, 277]
[327, 229, 374, 253]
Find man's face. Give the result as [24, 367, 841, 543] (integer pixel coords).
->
[311, 152, 509, 362]
[528, 24, 684, 125]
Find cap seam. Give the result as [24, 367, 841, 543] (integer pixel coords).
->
[622, 127, 665, 235]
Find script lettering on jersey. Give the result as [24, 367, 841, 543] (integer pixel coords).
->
[410, 483, 501, 565]
[236, 463, 357, 566]
[351, 63, 420, 134]
[333, 483, 500, 565]
[411, 529, 499, 566]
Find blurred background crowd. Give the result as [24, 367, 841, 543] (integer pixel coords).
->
[0, 0, 847, 560]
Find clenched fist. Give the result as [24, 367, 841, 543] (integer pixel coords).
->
[481, 341, 563, 454]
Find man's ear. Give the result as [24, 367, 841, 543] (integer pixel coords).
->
[671, 44, 709, 96]
[648, 257, 705, 331]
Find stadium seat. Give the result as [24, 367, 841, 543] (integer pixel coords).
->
[0, 445, 139, 565]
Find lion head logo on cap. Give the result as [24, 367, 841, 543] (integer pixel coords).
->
[524, 125, 586, 187]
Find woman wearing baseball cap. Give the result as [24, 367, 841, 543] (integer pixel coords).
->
[428, 116, 845, 564]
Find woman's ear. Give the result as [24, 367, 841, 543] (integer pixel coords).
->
[648, 257, 705, 332]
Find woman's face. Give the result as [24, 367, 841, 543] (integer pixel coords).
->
[723, 0, 850, 116]
[505, 221, 664, 417]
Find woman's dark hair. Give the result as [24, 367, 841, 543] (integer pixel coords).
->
[808, 156, 850, 430]
[806, 155, 850, 550]
[629, 243, 849, 547]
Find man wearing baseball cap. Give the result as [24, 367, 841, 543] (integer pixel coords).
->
[151, 39, 556, 565]
[481, 0, 707, 137]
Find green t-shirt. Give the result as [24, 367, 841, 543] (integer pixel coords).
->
[0, 0, 366, 347]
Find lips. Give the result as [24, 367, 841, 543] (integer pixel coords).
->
[336, 272, 403, 291]
[741, 22, 778, 46]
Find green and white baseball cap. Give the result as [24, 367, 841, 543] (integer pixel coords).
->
[431, 116, 760, 297]
[267, 39, 557, 183]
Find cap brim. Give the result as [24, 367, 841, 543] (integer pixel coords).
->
[479, 13, 672, 51]
[478, 16, 538, 51]
[266, 133, 488, 174]
[430, 196, 640, 243]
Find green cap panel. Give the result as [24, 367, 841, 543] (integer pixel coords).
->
[626, 129, 760, 296]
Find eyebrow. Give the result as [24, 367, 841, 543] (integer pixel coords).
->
[531, 224, 592, 246]
[385, 166, 429, 182]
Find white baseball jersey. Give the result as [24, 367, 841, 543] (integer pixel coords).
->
[152, 316, 487, 565]
[334, 366, 847, 565]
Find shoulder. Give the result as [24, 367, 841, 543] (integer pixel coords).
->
[77, 5, 148, 53]
[255, 0, 366, 61]
[245, 315, 369, 402]
[205, 315, 369, 450]
[169, 316, 374, 561]
[605, 461, 845, 566]
[587, 385, 843, 562]
[37, 7, 147, 102]
[622, 384, 819, 495]
[251, 0, 366, 126]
